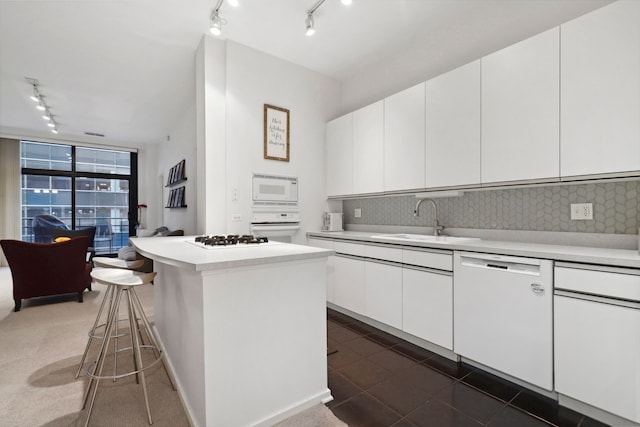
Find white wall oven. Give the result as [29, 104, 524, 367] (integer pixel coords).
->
[250, 173, 299, 242]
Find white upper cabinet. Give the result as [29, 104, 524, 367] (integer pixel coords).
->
[384, 83, 426, 192]
[481, 28, 560, 184]
[560, 0, 640, 178]
[353, 101, 384, 194]
[426, 61, 481, 188]
[326, 113, 353, 197]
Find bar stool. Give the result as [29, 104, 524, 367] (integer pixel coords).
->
[82, 268, 174, 426]
[75, 257, 145, 379]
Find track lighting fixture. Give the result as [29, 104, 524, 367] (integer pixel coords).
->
[30, 87, 39, 102]
[210, 11, 223, 35]
[209, 0, 231, 36]
[305, 0, 351, 36]
[25, 77, 61, 134]
[305, 13, 315, 36]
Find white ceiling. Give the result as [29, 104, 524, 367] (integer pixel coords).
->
[0, 0, 612, 147]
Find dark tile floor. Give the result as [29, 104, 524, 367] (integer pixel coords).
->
[326, 309, 609, 427]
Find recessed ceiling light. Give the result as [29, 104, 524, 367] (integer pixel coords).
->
[227, 0, 239, 6]
[341, 0, 352, 5]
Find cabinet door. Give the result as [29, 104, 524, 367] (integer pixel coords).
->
[326, 113, 353, 197]
[555, 295, 640, 423]
[560, 1, 640, 177]
[384, 83, 426, 192]
[333, 255, 365, 315]
[308, 238, 335, 303]
[481, 28, 560, 184]
[402, 268, 453, 350]
[353, 101, 384, 194]
[364, 261, 402, 329]
[426, 61, 481, 188]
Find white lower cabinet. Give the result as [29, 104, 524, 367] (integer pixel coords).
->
[333, 255, 365, 315]
[555, 296, 640, 423]
[364, 261, 403, 329]
[402, 267, 453, 350]
[554, 265, 640, 423]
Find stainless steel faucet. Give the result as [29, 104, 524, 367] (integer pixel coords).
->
[413, 198, 444, 236]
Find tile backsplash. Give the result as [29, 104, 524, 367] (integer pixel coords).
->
[343, 180, 639, 235]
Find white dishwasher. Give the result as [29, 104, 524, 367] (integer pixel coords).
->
[454, 252, 553, 390]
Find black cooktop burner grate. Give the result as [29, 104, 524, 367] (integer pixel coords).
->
[194, 235, 269, 246]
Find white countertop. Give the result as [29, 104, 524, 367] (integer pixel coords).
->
[130, 236, 333, 271]
[307, 231, 640, 269]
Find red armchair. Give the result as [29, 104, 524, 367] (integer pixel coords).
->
[0, 236, 93, 312]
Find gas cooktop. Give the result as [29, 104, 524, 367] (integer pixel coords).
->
[188, 234, 271, 249]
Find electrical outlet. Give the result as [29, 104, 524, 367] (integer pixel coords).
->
[232, 188, 239, 202]
[570, 203, 593, 220]
[231, 214, 242, 222]
[354, 208, 362, 218]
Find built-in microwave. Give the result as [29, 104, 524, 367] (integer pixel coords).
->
[252, 173, 298, 207]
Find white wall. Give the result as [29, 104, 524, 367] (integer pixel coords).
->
[196, 37, 227, 235]
[136, 143, 160, 231]
[165, 36, 342, 238]
[158, 104, 197, 235]
[223, 41, 342, 243]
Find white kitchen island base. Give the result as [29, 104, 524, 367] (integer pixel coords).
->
[131, 237, 333, 427]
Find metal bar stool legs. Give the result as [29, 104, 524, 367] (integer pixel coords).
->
[75, 282, 115, 379]
[75, 257, 145, 379]
[82, 269, 172, 426]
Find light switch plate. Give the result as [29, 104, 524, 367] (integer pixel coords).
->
[570, 203, 593, 220]
[354, 208, 362, 218]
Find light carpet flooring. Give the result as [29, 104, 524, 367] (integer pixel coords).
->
[0, 266, 345, 427]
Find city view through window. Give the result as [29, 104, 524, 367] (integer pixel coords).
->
[20, 141, 135, 255]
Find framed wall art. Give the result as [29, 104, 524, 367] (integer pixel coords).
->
[264, 104, 290, 162]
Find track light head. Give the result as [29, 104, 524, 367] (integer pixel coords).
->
[36, 99, 46, 111]
[305, 13, 315, 36]
[51, 128, 59, 134]
[30, 86, 40, 102]
[209, 10, 225, 36]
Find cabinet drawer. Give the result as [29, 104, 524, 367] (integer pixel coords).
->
[308, 237, 335, 250]
[402, 249, 452, 271]
[334, 241, 365, 257]
[364, 244, 402, 263]
[555, 266, 640, 302]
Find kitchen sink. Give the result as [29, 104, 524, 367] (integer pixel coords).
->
[371, 234, 480, 244]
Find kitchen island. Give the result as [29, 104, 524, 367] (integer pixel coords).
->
[130, 236, 334, 427]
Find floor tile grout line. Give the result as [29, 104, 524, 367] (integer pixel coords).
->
[505, 402, 561, 427]
[481, 400, 513, 427]
[454, 376, 522, 406]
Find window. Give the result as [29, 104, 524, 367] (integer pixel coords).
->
[20, 141, 137, 255]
